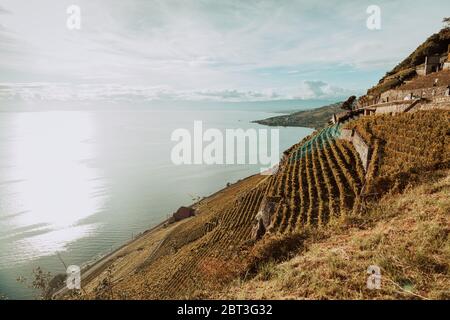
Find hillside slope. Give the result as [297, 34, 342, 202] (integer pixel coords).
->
[214, 169, 450, 300]
[76, 109, 449, 300]
[345, 110, 450, 195]
[360, 26, 450, 103]
[382, 27, 450, 81]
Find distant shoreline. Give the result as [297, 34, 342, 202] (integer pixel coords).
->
[253, 101, 342, 129]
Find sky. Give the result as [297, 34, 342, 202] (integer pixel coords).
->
[0, 0, 449, 102]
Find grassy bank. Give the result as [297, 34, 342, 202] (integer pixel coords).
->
[212, 169, 450, 300]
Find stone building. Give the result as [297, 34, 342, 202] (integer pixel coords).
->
[416, 55, 441, 76]
[444, 44, 450, 71]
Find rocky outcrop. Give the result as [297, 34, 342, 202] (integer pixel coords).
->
[251, 196, 282, 240]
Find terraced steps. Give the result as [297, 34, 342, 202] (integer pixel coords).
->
[267, 124, 365, 233]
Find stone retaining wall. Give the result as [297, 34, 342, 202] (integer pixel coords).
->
[339, 128, 371, 172]
[414, 100, 450, 111]
[380, 86, 449, 102]
[375, 102, 412, 114]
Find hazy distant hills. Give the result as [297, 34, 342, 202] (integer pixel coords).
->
[253, 101, 343, 129]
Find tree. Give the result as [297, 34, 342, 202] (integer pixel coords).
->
[443, 17, 450, 28]
[341, 95, 357, 111]
[17, 267, 52, 299]
[441, 17, 450, 39]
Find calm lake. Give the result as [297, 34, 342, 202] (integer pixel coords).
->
[0, 102, 314, 299]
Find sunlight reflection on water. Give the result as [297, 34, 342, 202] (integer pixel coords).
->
[0, 111, 105, 267]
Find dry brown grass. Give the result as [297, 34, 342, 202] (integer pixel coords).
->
[213, 170, 450, 300]
[345, 110, 450, 195]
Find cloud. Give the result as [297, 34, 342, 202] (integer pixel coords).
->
[0, 0, 448, 97]
[293, 81, 355, 100]
[0, 81, 354, 102]
[303, 81, 329, 98]
[0, 6, 11, 14]
[190, 89, 281, 101]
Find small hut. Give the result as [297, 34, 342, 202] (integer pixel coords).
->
[173, 206, 195, 221]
